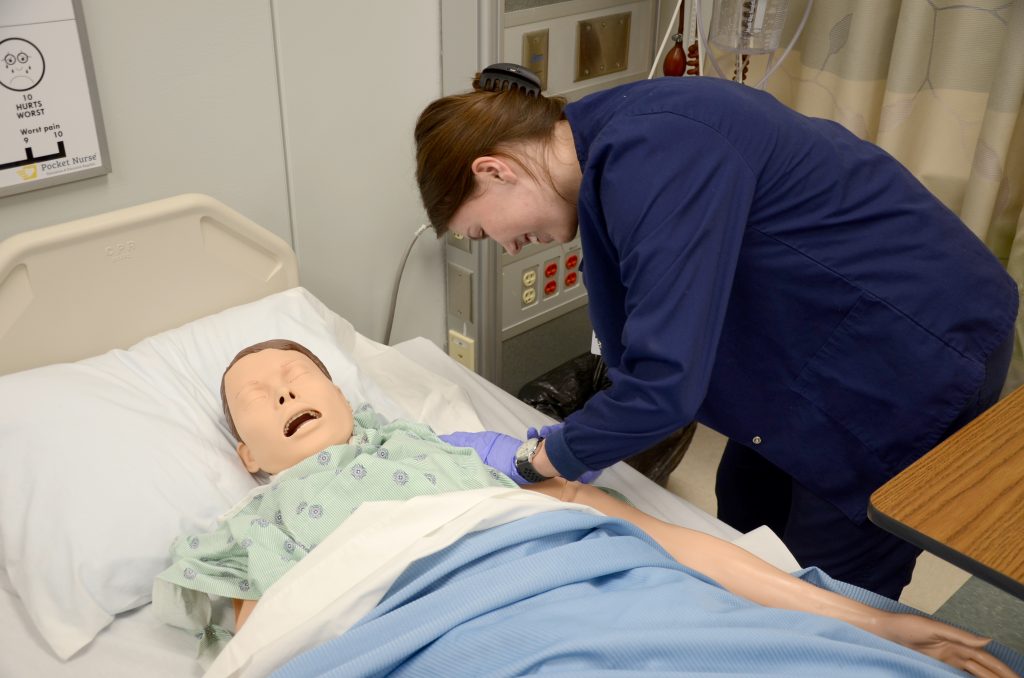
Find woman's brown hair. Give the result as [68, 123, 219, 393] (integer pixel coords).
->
[414, 76, 567, 234]
[220, 339, 332, 442]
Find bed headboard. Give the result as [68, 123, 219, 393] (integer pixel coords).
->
[0, 193, 298, 375]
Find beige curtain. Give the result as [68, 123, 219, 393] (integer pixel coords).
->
[720, 0, 1024, 394]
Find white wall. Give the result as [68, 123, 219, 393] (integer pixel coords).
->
[0, 0, 447, 348]
[0, 0, 291, 243]
[272, 1, 445, 346]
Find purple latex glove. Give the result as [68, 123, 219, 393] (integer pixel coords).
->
[526, 423, 602, 484]
[442, 426, 601, 485]
[439, 431, 526, 484]
[526, 423, 563, 440]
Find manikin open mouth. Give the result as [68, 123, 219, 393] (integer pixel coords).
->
[284, 409, 321, 437]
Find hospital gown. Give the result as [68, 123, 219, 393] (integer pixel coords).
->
[153, 404, 516, 660]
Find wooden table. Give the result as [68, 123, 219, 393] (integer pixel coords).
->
[868, 385, 1024, 601]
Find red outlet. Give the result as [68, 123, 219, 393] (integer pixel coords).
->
[544, 262, 558, 278]
[564, 272, 578, 287]
[565, 254, 579, 270]
[544, 280, 557, 295]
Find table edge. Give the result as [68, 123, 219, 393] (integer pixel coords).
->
[866, 502, 1024, 602]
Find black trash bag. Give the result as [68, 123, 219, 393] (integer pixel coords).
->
[517, 352, 696, 487]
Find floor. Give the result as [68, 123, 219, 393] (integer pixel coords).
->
[664, 424, 971, 614]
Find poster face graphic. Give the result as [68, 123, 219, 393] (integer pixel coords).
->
[0, 0, 109, 197]
[1, 38, 46, 92]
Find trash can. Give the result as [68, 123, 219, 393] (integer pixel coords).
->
[517, 352, 695, 487]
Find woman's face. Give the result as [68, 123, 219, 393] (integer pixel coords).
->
[447, 156, 579, 255]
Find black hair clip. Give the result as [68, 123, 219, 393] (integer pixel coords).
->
[479, 63, 542, 96]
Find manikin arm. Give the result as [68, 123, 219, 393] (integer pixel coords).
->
[525, 479, 1014, 678]
[228, 479, 1012, 676]
[233, 598, 258, 632]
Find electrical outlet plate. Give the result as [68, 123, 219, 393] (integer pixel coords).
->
[522, 28, 549, 91]
[447, 329, 475, 370]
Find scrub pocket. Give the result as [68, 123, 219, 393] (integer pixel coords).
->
[791, 293, 983, 473]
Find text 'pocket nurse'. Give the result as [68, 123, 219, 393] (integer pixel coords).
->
[413, 66, 1018, 599]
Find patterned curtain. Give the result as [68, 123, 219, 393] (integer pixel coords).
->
[727, 0, 1024, 394]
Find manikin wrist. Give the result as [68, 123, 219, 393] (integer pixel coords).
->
[532, 440, 559, 478]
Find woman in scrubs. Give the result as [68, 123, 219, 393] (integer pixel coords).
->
[413, 65, 1017, 598]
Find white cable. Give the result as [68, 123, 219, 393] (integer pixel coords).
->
[384, 223, 431, 346]
[648, 0, 683, 79]
[694, 0, 729, 79]
[694, 1, 705, 75]
[753, 0, 813, 89]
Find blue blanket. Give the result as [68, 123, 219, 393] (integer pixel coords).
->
[272, 511, 1023, 677]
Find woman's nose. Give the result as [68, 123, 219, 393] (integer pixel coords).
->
[278, 391, 296, 405]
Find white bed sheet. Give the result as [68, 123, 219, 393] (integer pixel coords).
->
[0, 335, 795, 678]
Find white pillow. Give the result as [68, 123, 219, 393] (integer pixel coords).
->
[0, 287, 402, 660]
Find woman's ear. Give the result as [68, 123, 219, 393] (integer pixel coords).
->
[236, 441, 261, 474]
[471, 156, 517, 185]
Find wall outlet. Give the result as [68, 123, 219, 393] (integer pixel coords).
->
[447, 329, 475, 370]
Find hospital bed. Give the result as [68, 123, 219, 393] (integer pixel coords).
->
[0, 194, 868, 677]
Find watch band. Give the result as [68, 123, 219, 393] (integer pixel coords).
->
[515, 438, 552, 483]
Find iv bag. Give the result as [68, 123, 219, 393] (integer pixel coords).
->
[709, 0, 789, 54]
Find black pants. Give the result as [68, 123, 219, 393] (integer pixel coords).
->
[715, 332, 1014, 599]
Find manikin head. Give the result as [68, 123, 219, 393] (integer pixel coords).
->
[414, 75, 582, 255]
[221, 340, 354, 475]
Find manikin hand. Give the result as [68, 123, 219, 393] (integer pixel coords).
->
[439, 429, 602, 484]
[873, 612, 1016, 677]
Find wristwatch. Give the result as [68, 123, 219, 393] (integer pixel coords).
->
[514, 437, 552, 483]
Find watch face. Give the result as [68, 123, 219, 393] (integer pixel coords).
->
[516, 438, 539, 463]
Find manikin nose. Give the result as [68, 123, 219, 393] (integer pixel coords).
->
[278, 391, 296, 405]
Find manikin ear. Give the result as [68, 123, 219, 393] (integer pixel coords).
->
[470, 156, 518, 186]
[236, 441, 261, 474]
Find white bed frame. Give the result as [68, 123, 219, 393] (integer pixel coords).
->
[0, 193, 297, 375]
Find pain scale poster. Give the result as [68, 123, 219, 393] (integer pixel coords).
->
[0, 0, 109, 197]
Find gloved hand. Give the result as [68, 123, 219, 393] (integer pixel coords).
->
[526, 423, 602, 484]
[439, 431, 526, 484]
[441, 428, 603, 485]
[526, 423, 563, 440]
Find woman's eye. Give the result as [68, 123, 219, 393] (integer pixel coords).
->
[287, 370, 310, 382]
[245, 393, 267, 405]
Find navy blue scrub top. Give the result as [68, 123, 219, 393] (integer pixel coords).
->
[544, 77, 1017, 521]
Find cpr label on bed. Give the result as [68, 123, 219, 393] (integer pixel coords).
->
[104, 240, 136, 262]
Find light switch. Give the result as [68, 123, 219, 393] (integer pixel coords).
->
[447, 329, 476, 370]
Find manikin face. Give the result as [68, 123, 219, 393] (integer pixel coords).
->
[447, 156, 579, 255]
[224, 349, 354, 475]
